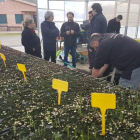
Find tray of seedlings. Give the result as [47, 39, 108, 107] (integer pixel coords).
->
[0, 45, 140, 140]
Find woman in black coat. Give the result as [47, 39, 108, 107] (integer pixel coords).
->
[22, 18, 42, 58]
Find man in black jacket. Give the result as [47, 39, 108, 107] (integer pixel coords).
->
[88, 3, 107, 70]
[90, 33, 140, 91]
[107, 15, 123, 33]
[60, 12, 80, 68]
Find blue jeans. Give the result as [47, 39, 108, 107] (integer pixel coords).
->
[119, 67, 140, 91]
[64, 46, 76, 68]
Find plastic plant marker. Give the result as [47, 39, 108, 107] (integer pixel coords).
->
[17, 63, 27, 80]
[0, 53, 6, 67]
[91, 93, 116, 136]
[52, 79, 68, 105]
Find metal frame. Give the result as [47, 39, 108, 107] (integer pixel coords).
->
[124, 0, 130, 36]
[37, 0, 140, 38]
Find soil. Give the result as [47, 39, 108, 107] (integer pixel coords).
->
[0, 45, 140, 140]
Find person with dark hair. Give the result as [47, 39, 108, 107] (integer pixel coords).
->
[67, 12, 74, 17]
[90, 3, 107, 34]
[107, 15, 123, 33]
[90, 33, 140, 91]
[88, 3, 107, 70]
[41, 11, 59, 63]
[106, 15, 123, 82]
[88, 11, 93, 22]
[60, 12, 80, 68]
[87, 11, 93, 71]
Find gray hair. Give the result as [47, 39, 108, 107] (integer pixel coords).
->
[90, 33, 101, 44]
[44, 11, 54, 20]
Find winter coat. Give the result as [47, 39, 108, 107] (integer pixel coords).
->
[87, 12, 107, 50]
[107, 18, 121, 33]
[22, 27, 41, 57]
[41, 21, 59, 51]
[60, 21, 80, 47]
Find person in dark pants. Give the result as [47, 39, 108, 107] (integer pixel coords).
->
[60, 12, 80, 68]
[22, 18, 41, 58]
[41, 11, 59, 63]
[107, 15, 123, 33]
[88, 3, 107, 70]
[90, 33, 140, 91]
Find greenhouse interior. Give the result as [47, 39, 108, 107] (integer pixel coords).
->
[1, 0, 140, 139]
[38, 0, 140, 38]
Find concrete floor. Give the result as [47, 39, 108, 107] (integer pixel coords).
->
[0, 32, 90, 73]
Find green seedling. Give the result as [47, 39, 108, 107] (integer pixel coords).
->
[137, 105, 140, 116]
[87, 126, 89, 140]
[94, 124, 97, 138]
[55, 116, 57, 126]
[48, 116, 50, 122]
[80, 94, 82, 104]
[120, 112, 123, 123]
[13, 126, 16, 136]
[67, 125, 69, 137]
[129, 137, 134, 140]
[81, 130, 84, 140]
[74, 127, 77, 137]
[58, 118, 60, 127]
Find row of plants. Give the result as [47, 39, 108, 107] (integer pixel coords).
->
[0, 45, 140, 140]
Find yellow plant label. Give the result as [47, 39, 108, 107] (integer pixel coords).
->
[52, 79, 68, 105]
[91, 93, 116, 135]
[17, 63, 27, 80]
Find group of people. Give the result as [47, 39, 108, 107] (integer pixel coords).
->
[21, 3, 140, 91]
[22, 10, 80, 68]
[87, 4, 140, 91]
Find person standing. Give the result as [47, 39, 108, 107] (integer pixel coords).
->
[87, 11, 94, 70]
[107, 15, 123, 33]
[88, 3, 107, 69]
[22, 18, 41, 58]
[60, 12, 80, 68]
[41, 11, 59, 63]
[88, 11, 93, 22]
[106, 15, 123, 83]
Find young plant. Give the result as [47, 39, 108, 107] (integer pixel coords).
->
[67, 125, 69, 137]
[94, 124, 97, 138]
[55, 116, 57, 126]
[13, 126, 16, 136]
[120, 112, 123, 123]
[137, 105, 140, 116]
[80, 94, 82, 104]
[81, 130, 84, 140]
[74, 127, 77, 137]
[48, 116, 50, 122]
[58, 118, 60, 127]
[87, 126, 89, 140]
